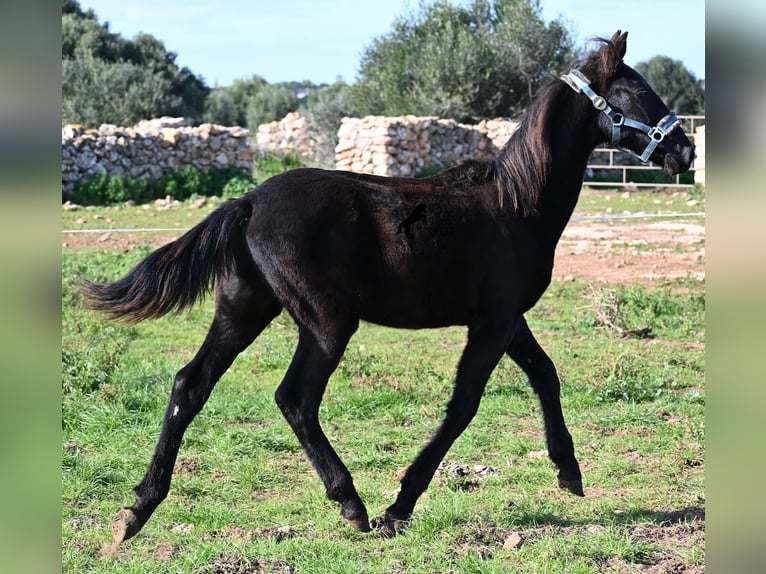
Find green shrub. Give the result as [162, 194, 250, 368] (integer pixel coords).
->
[222, 173, 258, 198]
[253, 153, 304, 184]
[65, 166, 256, 206]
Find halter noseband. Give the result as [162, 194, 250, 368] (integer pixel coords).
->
[561, 69, 681, 163]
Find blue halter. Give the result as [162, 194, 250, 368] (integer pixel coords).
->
[561, 69, 681, 164]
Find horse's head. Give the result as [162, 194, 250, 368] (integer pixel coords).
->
[563, 30, 695, 176]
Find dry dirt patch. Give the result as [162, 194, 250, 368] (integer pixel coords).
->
[554, 219, 704, 284]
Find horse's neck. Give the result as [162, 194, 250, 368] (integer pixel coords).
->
[535, 122, 600, 240]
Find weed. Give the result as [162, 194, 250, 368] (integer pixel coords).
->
[586, 283, 704, 341]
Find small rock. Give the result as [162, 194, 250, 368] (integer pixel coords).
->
[75, 217, 87, 225]
[168, 522, 195, 534]
[97, 232, 112, 243]
[190, 197, 207, 209]
[503, 531, 524, 549]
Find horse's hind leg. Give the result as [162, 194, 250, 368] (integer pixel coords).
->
[506, 317, 583, 496]
[112, 276, 281, 545]
[274, 324, 370, 532]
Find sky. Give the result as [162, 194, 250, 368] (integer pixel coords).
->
[79, 0, 705, 87]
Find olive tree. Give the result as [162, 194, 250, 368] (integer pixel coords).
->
[350, 0, 576, 121]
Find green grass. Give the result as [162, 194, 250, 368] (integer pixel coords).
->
[62, 196, 228, 233]
[577, 187, 704, 216]
[62, 240, 704, 572]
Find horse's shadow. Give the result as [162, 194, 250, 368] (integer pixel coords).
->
[611, 505, 705, 525]
[508, 504, 705, 530]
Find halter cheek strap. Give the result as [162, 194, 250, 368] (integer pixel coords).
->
[561, 69, 681, 163]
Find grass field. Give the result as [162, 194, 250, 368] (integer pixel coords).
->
[62, 189, 704, 573]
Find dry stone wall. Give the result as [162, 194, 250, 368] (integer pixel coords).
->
[255, 111, 312, 157]
[334, 115, 518, 177]
[61, 117, 252, 195]
[62, 113, 705, 195]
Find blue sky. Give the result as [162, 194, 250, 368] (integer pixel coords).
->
[80, 0, 705, 86]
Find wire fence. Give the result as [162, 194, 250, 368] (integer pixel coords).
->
[62, 211, 705, 236]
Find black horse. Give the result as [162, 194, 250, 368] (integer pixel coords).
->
[83, 31, 694, 543]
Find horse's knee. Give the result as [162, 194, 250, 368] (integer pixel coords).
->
[172, 369, 187, 392]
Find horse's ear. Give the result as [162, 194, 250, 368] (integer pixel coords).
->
[611, 30, 628, 60]
[601, 30, 628, 78]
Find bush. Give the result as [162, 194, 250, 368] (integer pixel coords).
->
[65, 167, 257, 206]
[221, 173, 258, 199]
[253, 153, 305, 184]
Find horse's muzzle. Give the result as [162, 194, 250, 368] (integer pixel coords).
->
[663, 145, 695, 176]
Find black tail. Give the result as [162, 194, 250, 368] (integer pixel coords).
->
[82, 197, 253, 323]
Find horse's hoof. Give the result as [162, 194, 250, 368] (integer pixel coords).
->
[558, 477, 585, 497]
[340, 501, 371, 533]
[112, 508, 143, 545]
[370, 512, 409, 537]
[344, 516, 372, 532]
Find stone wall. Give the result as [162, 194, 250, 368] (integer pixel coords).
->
[334, 115, 518, 177]
[255, 111, 312, 157]
[61, 117, 252, 194]
[62, 113, 705, 195]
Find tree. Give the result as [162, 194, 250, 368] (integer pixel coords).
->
[350, 0, 576, 121]
[62, 0, 208, 126]
[62, 53, 180, 127]
[302, 82, 359, 167]
[634, 56, 705, 115]
[202, 76, 303, 131]
[246, 83, 300, 129]
[202, 89, 242, 127]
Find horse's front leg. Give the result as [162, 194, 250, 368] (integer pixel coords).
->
[506, 316, 584, 496]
